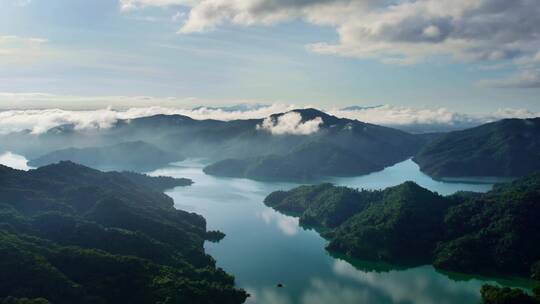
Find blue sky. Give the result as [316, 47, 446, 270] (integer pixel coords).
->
[0, 0, 539, 113]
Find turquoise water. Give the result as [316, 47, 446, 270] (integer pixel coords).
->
[151, 159, 534, 304]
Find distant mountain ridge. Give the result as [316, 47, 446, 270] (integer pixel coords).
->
[2, 108, 428, 180]
[28, 141, 181, 172]
[413, 117, 540, 178]
[4, 108, 539, 181]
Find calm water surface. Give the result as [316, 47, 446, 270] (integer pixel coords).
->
[150, 159, 534, 304]
[2, 152, 532, 303]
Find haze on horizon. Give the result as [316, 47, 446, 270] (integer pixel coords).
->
[0, 0, 539, 114]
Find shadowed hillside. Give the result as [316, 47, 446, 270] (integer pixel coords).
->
[414, 118, 540, 178]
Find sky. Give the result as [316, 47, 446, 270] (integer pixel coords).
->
[0, 0, 539, 113]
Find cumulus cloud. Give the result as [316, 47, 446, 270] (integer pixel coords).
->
[257, 112, 323, 135]
[122, 0, 540, 83]
[138, 0, 540, 63]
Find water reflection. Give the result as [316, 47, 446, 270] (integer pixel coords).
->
[332, 260, 482, 304]
[150, 159, 530, 304]
[259, 209, 300, 236]
[244, 259, 534, 304]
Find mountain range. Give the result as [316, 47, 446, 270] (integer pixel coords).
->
[0, 108, 538, 180]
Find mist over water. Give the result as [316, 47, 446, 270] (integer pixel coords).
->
[150, 159, 534, 304]
[0, 151, 33, 171]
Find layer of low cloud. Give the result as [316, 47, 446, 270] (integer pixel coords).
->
[0, 151, 33, 171]
[121, 0, 540, 86]
[257, 112, 323, 135]
[0, 103, 296, 134]
[0, 102, 538, 135]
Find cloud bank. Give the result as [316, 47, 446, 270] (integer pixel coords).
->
[0, 103, 538, 135]
[121, 0, 540, 87]
[257, 112, 323, 135]
[0, 152, 33, 171]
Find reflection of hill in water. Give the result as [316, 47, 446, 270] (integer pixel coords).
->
[435, 269, 537, 290]
[331, 250, 536, 291]
[329, 251, 412, 273]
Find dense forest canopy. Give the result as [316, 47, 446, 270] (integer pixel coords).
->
[414, 118, 540, 178]
[0, 162, 247, 304]
[265, 172, 540, 279]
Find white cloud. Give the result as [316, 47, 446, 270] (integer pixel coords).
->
[122, 0, 540, 84]
[0, 97, 537, 135]
[0, 151, 33, 170]
[0, 100, 297, 134]
[329, 105, 481, 128]
[331, 105, 540, 132]
[257, 112, 323, 135]
[477, 70, 540, 88]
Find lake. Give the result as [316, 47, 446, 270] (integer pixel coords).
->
[0, 152, 533, 304]
[150, 159, 534, 304]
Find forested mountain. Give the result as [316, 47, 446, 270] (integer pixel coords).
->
[265, 172, 540, 279]
[414, 118, 540, 178]
[0, 162, 247, 304]
[0, 109, 426, 180]
[203, 109, 424, 180]
[28, 141, 181, 172]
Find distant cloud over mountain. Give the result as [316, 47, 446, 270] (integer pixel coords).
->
[0, 102, 538, 135]
[257, 112, 323, 135]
